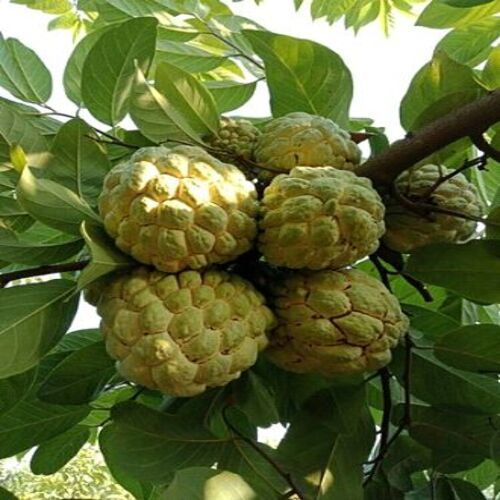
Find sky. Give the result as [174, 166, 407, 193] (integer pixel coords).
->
[0, 1, 444, 331]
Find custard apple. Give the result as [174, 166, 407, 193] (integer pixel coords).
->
[208, 117, 260, 161]
[98, 146, 258, 273]
[93, 267, 275, 397]
[266, 269, 408, 375]
[384, 163, 483, 253]
[254, 112, 361, 177]
[259, 166, 386, 270]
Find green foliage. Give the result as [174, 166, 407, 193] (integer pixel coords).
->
[0, 0, 499, 498]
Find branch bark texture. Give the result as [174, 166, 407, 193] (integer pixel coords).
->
[356, 89, 500, 185]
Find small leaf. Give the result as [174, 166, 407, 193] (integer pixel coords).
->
[9, 144, 27, 173]
[17, 166, 101, 235]
[434, 324, 500, 372]
[0, 34, 52, 103]
[82, 17, 158, 125]
[206, 80, 257, 113]
[30, 426, 90, 475]
[0, 280, 79, 379]
[244, 30, 353, 128]
[405, 240, 500, 304]
[38, 341, 115, 405]
[0, 398, 89, 459]
[78, 222, 135, 290]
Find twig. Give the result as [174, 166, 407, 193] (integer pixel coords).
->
[221, 406, 306, 500]
[400, 273, 434, 303]
[472, 134, 500, 162]
[370, 255, 394, 291]
[86, 134, 140, 150]
[356, 89, 500, 185]
[0, 260, 90, 288]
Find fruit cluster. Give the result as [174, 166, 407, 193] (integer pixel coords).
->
[90, 112, 482, 397]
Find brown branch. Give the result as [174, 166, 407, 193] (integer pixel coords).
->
[356, 89, 500, 185]
[0, 260, 90, 288]
[472, 134, 500, 162]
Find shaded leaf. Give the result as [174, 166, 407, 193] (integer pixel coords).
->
[0, 280, 79, 379]
[0, 367, 37, 416]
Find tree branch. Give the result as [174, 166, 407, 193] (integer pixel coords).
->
[356, 89, 500, 185]
[472, 134, 500, 162]
[0, 260, 90, 288]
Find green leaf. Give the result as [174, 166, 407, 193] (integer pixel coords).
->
[417, 0, 500, 28]
[130, 62, 219, 143]
[482, 46, 500, 89]
[82, 17, 158, 125]
[17, 166, 101, 235]
[400, 52, 484, 132]
[206, 80, 257, 113]
[63, 28, 111, 106]
[0, 34, 52, 103]
[404, 304, 460, 341]
[244, 30, 353, 128]
[99, 401, 225, 483]
[0, 487, 17, 500]
[0, 224, 83, 265]
[48, 10, 80, 31]
[0, 368, 37, 416]
[11, 0, 72, 14]
[405, 240, 500, 304]
[55, 329, 102, 352]
[443, 0, 495, 7]
[344, 0, 381, 33]
[491, 431, 500, 465]
[0, 280, 79, 379]
[78, 222, 134, 290]
[163, 467, 259, 499]
[434, 324, 500, 373]
[30, 425, 90, 475]
[392, 345, 500, 414]
[0, 398, 89, 459]
[444, 478, 487, 499]
[107, 0, 176, 23]
[435, 18, 500, 66]
[0, 195, 34, 233]
[9, 144, 27, 173]
[38, 341, 115, 405]
[40, 118, 111, 205]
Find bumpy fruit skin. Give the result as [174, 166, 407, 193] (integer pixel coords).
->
[254, 112, 361, 176]
[259, 166, 386, 270]
[208, 117, 260, 161]
[266, 269, 408, 375]
[94, 267, 275, 397]
[384, 164, 483, 253]
[98, 146, 258, 273]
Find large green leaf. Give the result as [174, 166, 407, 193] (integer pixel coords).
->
[30, 425, 90, 475]
[107, 0, 176, 23]
[0, 34, 52, 103]
[38, 341, 115, 405]
[82, 17, 158, 125]
[0, 280, 78, 379]
[131, 62, 219, 143]
[206, 80, 258, 114]
[163, 467, 259, 499]
[405, 240, 500, 304]
[0, 368, 37, 416]
[99, 401, 225, 483]
[400, 52, 484, 132]
[417, 0, 500, 28]
[404, 304, 460, 341]
[0, 195, 34, 233]
[55, 329, 102, 352]
[244, 30, 353, 128]
[434, 324, 500, 372]
[17, 166, 102, 235]
[391, 344, 500, 414]
[435, 17, 500, 66]
[0, 224, 83, 265]
[78, 222, 134, 290]
[0, 398, 89, 459]
[482, 46, 500, 89]
[40, 118, 111, 205]
[11, 0, 72, 14]
[0, 486, 16, 500]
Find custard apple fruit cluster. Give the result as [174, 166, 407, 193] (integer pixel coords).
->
[98, 145, 258, 273]
[266, 269, 409, 374]
[94, 267, 274, 397]
[254, 112, 361, 175]
[208, 117, 261, 161]
[384, 163, 483, 253]
[259, 166, 385, 269]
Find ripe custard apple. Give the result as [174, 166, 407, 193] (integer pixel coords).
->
[266, 269, 409, 375]
[384, 163, 483, 253]
[259, 166, 386, 270]
[208, 117, 261, 161]
[98, 146, 258, 273]
[93, 267, 275, 397]
[254, 112, 361, 176]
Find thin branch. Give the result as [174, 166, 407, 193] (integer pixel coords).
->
[356, 89, 500, 184]
[87, 134, 140, 150]
[221, 406, 306, 500]
[472, 134, 500, 162]
[400, 273, 434, 302]
[370, 255, 394, 291]
[0, 260, 90, 288]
